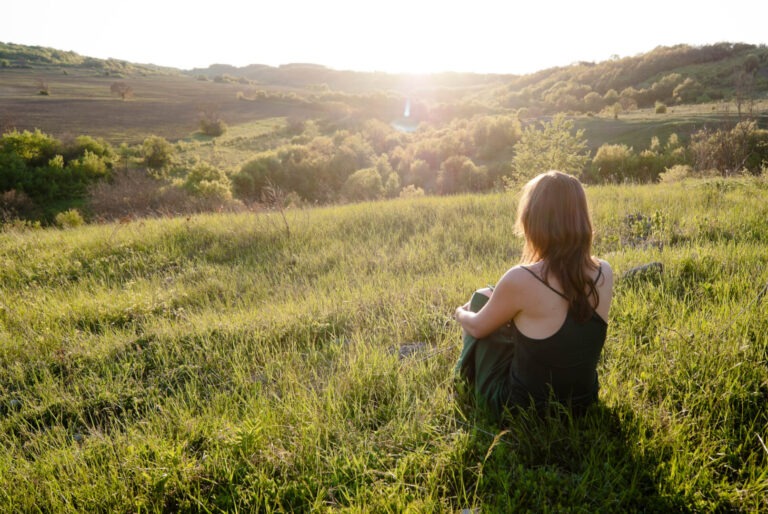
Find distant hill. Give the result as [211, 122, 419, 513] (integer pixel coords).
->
[187, 42, 768, 114]
[0, 41, 179, 76]
[3, 40, 767, 111]
[1, 40, 767, 146]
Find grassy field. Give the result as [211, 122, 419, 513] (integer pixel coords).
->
[0, 68, 320, 144]
[574, 100, 768, 151]
[1, 177, 767, 511]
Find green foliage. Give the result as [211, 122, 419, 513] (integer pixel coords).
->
[512, 114, 589, 179]
[655, 101, 668, 114]
[0, 130, 113, 216]
[498, 43, 768, 114]
[141, 135, 175, 172]
[590, 144, 638, 182]
[690, 120, 768, 176]
[341, 167, 383, 201]
[234, 131, 375, 202]
[198, 109, 227, 137]
[54, 208, 84, 228]
[398, 184, 425, 198]
[658, 164, 692, 183]
[182, 161, 232, 200]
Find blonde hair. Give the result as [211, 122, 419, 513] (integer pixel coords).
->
[515, 170, 599, 321]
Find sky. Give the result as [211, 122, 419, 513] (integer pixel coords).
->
[4, 1, 767, 75]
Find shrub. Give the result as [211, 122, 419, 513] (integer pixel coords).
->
[658, 164, 692, 184]
[199, 108, 227, 137]
[0, 189, 35, 220]
[141, 135, 175, 173]
[0, 130, 113, 208]
[690, 120, 768, 176]
[590, 144, 639, 182]
[89, 169, 241, 220]
[398, 185, 425, 198]
[55, 208, 84, 228]
[342, 168, 383, 201]
[182, 162, 232, 200]
[109, 81, 133, 100]
[655, 102, 667, 114]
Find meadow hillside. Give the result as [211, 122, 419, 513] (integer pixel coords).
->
[3, 41, 768, 226]
[2, 41, 767, 147]
[1, 178, 767, 511]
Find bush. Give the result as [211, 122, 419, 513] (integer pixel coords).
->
[658, 164, 692, 184]
[342, 168, 383, 201]
[398, 185, 425, 198]
[199, 109, 227, 137]
[590, 144, 639, 182]
[182, 162, 232, 200]
[690, 121, 768, 176]
[55, 208, 84, 228]
[0, 130, 113, 209]
[0, 189, 35, 220]
[655, 102, 667, 114]
[141, 135, 175, 172]
[88, 169, 242, 220]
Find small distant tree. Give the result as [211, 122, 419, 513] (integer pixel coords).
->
[110, 81, 133, 100]
[744, 53, 760, 73]
[118, 143, 133, 172]
[384, 172, 401, 198]
[512, 114, 589, 180]
[198, 105, 227, 137]
[36, 79, 50, 96]
[655, 102, 667, 114]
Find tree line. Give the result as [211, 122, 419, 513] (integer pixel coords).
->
[2, 110, 767, 224]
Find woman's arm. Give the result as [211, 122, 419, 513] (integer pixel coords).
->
[454, 268, 525, 339]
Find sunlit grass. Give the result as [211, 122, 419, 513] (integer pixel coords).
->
[1, 178, 767, 511]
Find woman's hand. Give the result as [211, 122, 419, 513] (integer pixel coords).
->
[454, 269, 526, 339]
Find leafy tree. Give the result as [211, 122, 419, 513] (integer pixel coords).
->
[690, 121, 768, 176]
[198, 106, 227, 137]
[183, 161, 232, 200]
[744, 53, 760, 73]
[341, 168, 383, 201]
[673, 77, 703, 103]
[590, 144, 638, 182]
[0, 129, 113, 215]
[583, 92, 604, 113]
[110, 81, 133, 100]
[511, 114, 589, 180]
[384, 172, 401, 198]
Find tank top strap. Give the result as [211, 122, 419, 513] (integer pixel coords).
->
[519, 265, 569, 300]
[595, 262, 603, 282]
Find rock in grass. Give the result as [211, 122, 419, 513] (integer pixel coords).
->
[622, 261, 663, 280]
[394, 342, 430, 360]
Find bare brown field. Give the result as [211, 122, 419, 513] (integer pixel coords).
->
[0, 68, 322, 143]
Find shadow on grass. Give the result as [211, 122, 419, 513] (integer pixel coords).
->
[452, 398, 691, 512]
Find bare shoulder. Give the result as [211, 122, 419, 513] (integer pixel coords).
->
[594, 258, 614, 285]
[499, 264, 535, 286]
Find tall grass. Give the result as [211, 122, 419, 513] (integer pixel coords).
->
[1, 178, 767, 511]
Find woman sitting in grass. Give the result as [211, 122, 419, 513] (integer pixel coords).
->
[454, 170, 613, 419]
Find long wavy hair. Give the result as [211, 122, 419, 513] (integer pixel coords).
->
[515, 170, 599, 322]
